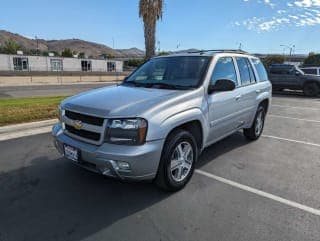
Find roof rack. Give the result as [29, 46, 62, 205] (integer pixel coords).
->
[187, 49, 249, 54]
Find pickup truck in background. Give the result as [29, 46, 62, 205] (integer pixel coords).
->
[268, 64, 320, 96]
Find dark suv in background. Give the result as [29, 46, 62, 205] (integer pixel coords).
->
[268, 64, 320, 96]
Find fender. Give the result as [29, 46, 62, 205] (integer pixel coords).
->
[248, 90, 271, 127]
[153, 107, 209, 146]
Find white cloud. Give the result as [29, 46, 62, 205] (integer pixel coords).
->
[235, 0, 320, 31]
[293, 0, 320, 7]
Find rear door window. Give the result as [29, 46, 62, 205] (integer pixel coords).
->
[236, 57, 256, 86]
[270, 66, 294, 74]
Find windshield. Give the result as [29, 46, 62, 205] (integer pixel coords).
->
[123, 56, 210, 89]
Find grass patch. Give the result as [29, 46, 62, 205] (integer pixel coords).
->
[0, 96, 69, 126]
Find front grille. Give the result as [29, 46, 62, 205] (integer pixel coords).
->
[65, 110, 104, 126]
[65, 124, 101, 141]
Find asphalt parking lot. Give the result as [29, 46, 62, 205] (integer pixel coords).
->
[0, 94, 320, 241]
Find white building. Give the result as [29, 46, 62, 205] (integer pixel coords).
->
[0, 54, 123, 72]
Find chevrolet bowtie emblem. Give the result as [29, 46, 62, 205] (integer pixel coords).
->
[72, 120, 83, 130]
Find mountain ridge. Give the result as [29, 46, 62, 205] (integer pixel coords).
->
[0, 30, 145, 58]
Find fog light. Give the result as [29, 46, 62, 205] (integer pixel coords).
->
[117, 161, 130, 170]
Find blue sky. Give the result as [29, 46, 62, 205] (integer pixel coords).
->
[1, 0, 320, 54]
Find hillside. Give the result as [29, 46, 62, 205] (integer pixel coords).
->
[0, 30, 144, 58]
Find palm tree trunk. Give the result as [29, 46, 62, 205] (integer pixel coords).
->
[144, 19, 156, 59]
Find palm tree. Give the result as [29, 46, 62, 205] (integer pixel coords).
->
[139, 0, 163, 59]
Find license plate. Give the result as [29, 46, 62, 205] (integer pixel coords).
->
[64, 145, 79, 162]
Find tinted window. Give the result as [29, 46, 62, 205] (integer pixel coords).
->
[301, 68, 317, 75]
[126, 56, 210, 89]
[236, 57, 256, 85]
[211, 57, 238, 86]
[270, 66, 293, 74]
[251, 58, 268, 81]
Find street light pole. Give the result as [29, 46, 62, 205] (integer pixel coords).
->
[280, 44, 295, 57]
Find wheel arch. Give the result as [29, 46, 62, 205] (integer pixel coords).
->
[259, 98, 269, 113]
[165, 120, 204, 152]
[159, 108, 208, 152]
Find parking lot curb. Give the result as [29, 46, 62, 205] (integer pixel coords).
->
[0, 119, 57, 141]
[0, 119, 57, 134]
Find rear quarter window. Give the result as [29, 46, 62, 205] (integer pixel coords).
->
[301, 68, 317, 75]
[251, 58, 269, 81]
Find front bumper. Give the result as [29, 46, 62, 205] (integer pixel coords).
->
[52, 123, 164, 180]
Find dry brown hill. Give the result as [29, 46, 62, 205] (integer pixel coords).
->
[0, 30, 144, 58]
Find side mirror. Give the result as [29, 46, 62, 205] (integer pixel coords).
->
[208, 79, 236, 94]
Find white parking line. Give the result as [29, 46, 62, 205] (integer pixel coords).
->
[262, 135, 320, 147]
[272, 104, 320, 111]
[268, 114, 320, 123]
[195, 169, 320, 217]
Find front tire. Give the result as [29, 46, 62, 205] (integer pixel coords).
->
[155, 129, 198, 191]
[244, 105, 266, 140]
[303, 83, 319, 97]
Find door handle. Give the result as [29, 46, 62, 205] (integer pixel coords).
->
[235, 95, 242, 100]
[256, 89, 261, 94]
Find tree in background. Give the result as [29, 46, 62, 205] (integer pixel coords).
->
[78, 52, 86, 59]
[158, 51, 170, 56]
[126, 58, 145, 67]
[61, 48, 73, 57]
[261, 55, 285, 69]
[101, 53, 115, 59]
[303, 54, 320, 66]
[2, 39, 21, 54]
[139, 0, 163, 59]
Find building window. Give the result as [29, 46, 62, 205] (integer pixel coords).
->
[13, 57, 29, 71]
[107, 62, 116, 72]
[81, 60, 92, 72]
[50, 59, 63, 71]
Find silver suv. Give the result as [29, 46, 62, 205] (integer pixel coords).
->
[52, 50, 272, 191]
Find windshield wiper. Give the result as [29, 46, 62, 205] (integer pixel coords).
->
[122, 81, 150, 87]
[148, 82, 194, 90]
[122, 81, 194, 90]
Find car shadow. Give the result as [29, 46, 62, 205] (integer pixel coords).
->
[197, 132, 250, 168]
[0, 155, 170, 241]
[272, 90, 320, 99]
[0, 132, 253, 241]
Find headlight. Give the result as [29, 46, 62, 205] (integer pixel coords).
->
[105, 118, 148, 145]
[58, 105, 64, 122]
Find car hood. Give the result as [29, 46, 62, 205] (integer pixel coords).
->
[61, 85, 185, 118]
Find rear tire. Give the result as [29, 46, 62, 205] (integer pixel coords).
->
[303, 83, 319, 97]
[155, 129, 198, 191]
[243, 105, 266, 141]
